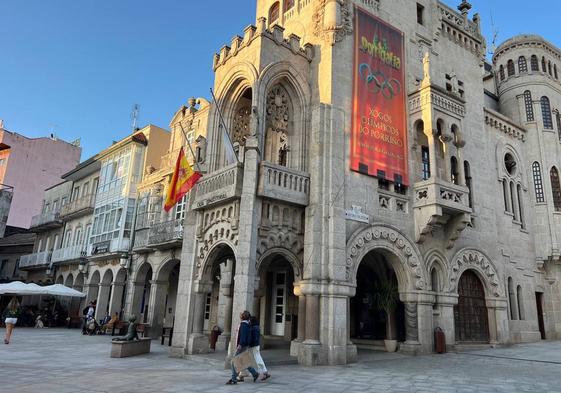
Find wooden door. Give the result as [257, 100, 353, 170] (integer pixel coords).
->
[454, 270, 490, 342]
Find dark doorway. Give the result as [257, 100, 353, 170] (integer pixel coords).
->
[454, 270, 490, 343]
[350, 251, 405, 342]
[535, 292, 546, 339]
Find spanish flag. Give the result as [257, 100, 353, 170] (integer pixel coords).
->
[164, 147, 202, 212]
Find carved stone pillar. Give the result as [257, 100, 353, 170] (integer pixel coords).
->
[187, 281, 212, 354]
[405, 302, 419, 343]
[216, 258, 234, 351]
[304, 294, 320, 343]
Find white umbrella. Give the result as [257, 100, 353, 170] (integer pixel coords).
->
[0, 281, 45, 295]
[40, 284, 86, 298]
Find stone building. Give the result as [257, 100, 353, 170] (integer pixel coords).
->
[164, 0, 561, 367]
[13, 0, 561, 369]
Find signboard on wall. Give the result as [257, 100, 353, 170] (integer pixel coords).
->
[350, 6, 409, 185]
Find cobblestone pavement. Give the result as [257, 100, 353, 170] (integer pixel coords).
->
[1, 328, 561, 393]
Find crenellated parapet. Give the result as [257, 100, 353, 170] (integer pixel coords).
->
[212, 17, 314, 71]
[436, 1, 485, 60]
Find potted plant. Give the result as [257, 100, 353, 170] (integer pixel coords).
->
[372, 280, 399, 352]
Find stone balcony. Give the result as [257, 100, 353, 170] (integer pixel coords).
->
[257, 162, 310, 207]
[19, 251, 52, 269]
[193, 163, 243, 210]
[59, 194, 95, 220]
[413, 178, 472, 248]
[30, 211, 63, 232]
[148, 218, 184, 250]
[51, 245, 87, 264]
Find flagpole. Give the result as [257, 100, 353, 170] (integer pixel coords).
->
[176, 122, 202, 173]
[209, 88, 239, 163]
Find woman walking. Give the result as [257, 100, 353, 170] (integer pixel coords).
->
[3, 297, 20, 344]
[249, 316, 270, 381]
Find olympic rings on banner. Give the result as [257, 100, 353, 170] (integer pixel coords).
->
[358, 63, 402, 100]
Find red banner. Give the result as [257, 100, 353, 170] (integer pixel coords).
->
[351, 7, 408, 185]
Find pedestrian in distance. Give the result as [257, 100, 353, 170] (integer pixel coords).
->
[226, 310, 260, 385]
[249, 316, 270, 381]
[3, 297, 21, 344]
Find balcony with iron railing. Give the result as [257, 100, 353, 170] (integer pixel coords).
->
[30, 210, 63, 231]
[413, 178, 472, 246]
[59, 194, 95, 220]
[147, 218, 184, 250]
[257, 162, 310, 207]
[51, 245, 88, 264]
[193, 163, 243, 210]
[19, 251, 52, 269]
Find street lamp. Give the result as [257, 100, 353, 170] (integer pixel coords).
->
[78, 256, 89, 275]
[119, 253, 130, 269]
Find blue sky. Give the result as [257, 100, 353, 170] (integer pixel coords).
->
[1, 1, 559, 160]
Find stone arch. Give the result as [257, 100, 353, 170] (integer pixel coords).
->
[198, 241, 237, 282]
[346, 223, 426, 291]
[424, 249, 448, 292]
[64, 274, 74, 288]
[495, 141, 527, 187]
[89, 270, 101, 286]
[114, 268, 127, 283]
[256, 247, 302, 282]
[257, 61, 311, 171]
[101, 269, 113, 285]
[155, 258, 181, 282]
[447, 248, 502, 297]
[214, 61, 259, 98]
[56, 275, 64, 284]
[133, 261, 153, 283]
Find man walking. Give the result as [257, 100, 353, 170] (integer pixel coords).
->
[226, 311, 259, 385]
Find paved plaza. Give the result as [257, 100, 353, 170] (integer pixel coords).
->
[1, 328, 561, 393]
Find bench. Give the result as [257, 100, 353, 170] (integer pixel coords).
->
[110, 338, 152, 358]
[161, 326, 173, 346]
[111, 321, 129, 336]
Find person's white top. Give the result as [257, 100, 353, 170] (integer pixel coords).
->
[87, 306, 94, 318]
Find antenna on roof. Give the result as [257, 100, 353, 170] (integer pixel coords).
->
[131, 104, 140, 132]
[488, 11, 499, 57]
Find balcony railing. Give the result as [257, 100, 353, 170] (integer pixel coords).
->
[257, 162, 310, 206]
[89, 238, 130, 258]
[193, 163, 243, 210]
[59, 194, 95, 220]
[147, 219, 183, 249]
[133, 228, 150, 251]
[413, 178, 471, 246]
[30, 211, 63, 231]
[51, 245, 87, 263]
[19, 251, 52, 269]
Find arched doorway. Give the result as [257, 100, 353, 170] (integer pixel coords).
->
[96, 269, 113, 319]
[88, 270, 101, 306]
[149, 259, 180, 337]
[257, 253, 299, 343]
[454, 270, 490, 343]
[131, 263, 152, 323]
[350, 250, 406, 346]
[109, 268, 127, 318]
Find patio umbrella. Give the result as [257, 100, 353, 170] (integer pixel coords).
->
[40, 284, 86, 298]
[0, 281, 45, 295]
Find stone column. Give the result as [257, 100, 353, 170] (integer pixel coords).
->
[147, 280, 169, 336]
[126, 281, 145, 319]
[400, 292, 434, 355]
[108, 282, 126, 317]
[486, 298, 509, 346]
[304, 294, 320, 343]
[404, 302, 419, 343]
[187, 281, 212, 354]
[290, 284, 306, 356]
[216, 258, 234, 351]
[95, 283, 111, 320]
[437, 294, 459, 348]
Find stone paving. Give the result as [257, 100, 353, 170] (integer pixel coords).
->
[1, 328, 561, 393]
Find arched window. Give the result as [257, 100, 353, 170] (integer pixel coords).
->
[542, 56, 547, 72]
[464, 161, 473, 208]
[550, 166, 561, 211]
[285, 0, 295, 11]
[556, 110, 561, 141]
[508, 277, 517, 320]
[531, 55, 539, 71]
[518, 56, 528, 73]
[510, 181, 517, 220]
[533, 162, 545, 203]
[499, 65, 505, 81]
[517, 184, 525, 228]
[268, 2, 280, 26]
[430, 266, 440, 309]
[503, 180, 510, 212]
[548, 61, 553, 76]
[541, 96, 553, 129]
[517, 285, 525, 320]
[555, 64, 559, 79]
[451, 156, 459, 185]
[416, 121, 430, 181]
[524, 90, 534, 122]
[507, 59, 515, 76]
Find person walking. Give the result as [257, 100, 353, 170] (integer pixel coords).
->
[226, 310, 259, 385]
[3, 297, 21, 344]
[82, 301, 96, 335]
[249, 316, 270, 381]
